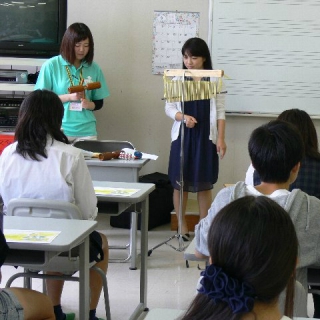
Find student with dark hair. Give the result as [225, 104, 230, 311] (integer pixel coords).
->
[165, 37, 227, 240]
[0, 90, 108, 320]
[183, 196, 298, 320]
[245, 109, 320, 317]
[35, 22, 110, 143]
[246, 108, 320, 198]
[195, 120, 320, 312]
[0, 226, 55, 319]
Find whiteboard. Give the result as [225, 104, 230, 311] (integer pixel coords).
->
[211, 0, 320, 115]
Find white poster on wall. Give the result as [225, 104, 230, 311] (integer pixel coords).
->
[152, 11, 200, 75]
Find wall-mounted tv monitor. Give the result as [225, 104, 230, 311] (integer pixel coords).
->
[0, 0, 67, 58]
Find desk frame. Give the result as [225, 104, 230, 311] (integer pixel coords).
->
[4, 217, 96, 320]
[85, 158, 149, 182]
[87, 158, 149, 269]
[93, 181, 155, 320]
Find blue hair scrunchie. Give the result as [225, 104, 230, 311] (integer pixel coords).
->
[198, 264, 255, 314]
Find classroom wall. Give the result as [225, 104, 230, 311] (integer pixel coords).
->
[68, 1, 320, 198]
[68, 0, 210, 177]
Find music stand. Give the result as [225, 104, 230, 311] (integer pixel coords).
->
[148, 69, 224, 256]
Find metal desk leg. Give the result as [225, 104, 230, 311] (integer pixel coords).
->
[79, 236, 90, 320]
[140, 198, 148, 308]
[129, 210, 138, 270]
[129, 197, 149, 319]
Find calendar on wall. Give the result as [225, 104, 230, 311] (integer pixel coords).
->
[152, 11, 200, 75]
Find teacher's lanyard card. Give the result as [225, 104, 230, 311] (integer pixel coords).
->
[69, 102, 82, 111]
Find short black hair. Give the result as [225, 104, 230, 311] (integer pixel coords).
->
[60, 22, 94, 65]
[181, 37, 213, 70]
[248, 120, 304, 183]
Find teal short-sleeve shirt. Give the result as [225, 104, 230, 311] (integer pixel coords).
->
[35, 55, 110, 137]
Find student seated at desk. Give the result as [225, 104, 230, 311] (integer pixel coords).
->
[245, 109, 320, 317]
[245, 108, 320, 199]
[0, 90, 108, 320]
[182, 196, 298, 320]
[195, 120, 320, 309]
[0, 227, 55, 320]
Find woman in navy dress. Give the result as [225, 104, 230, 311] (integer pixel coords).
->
[165, 38, 227, 239]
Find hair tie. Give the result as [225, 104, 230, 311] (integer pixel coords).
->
[198, 264, 255, 314]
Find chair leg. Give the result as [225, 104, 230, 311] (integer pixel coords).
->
[6, 272, 30, 288]
[24, 268, 32, 289]
[6, 267, 111, 318]
[91, 266, 111, 320]
[313, 292, 320, 318]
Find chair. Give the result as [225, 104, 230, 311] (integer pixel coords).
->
[73, 140, 138, 265]
[5, 198, 111, 320]
[73, 139, 134, 153]
[308, 266, 320, 316]
[308, 267, 320, 294]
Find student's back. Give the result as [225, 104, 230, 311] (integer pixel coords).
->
[196, 182, 320, 294]
[249, 109, 320, 198]
[195, 120, 320, 301]
[184, 196, 299, 320]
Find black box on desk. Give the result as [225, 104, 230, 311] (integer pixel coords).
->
[109, 172, 174, 230]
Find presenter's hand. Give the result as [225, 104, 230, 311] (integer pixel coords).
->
[217, 138, 227, 159]
[184, 115, 197, 128]
[81, 98, 95, 110]
[70, 92, 84, 101]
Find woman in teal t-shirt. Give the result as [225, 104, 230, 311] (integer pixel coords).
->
[35, 22, 110, 143]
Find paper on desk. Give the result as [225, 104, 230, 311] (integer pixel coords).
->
[122, 148, 158, 160]
[94, 187, 140, 197]
[4, 230, 61, 243]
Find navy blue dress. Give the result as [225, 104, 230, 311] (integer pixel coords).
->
[168, 97, 219, 192]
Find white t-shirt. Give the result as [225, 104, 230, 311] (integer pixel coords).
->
[0, 139, 97, 220]
[245, 163, 255, 185]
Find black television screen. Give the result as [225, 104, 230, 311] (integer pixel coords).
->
[0, 0, 67, 58]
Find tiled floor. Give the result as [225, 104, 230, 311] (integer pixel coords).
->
[1, 214, 316, 320]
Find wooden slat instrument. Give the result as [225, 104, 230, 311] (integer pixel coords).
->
[163, 69, 225, 103]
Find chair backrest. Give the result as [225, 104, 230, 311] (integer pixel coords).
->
[73, 140, 134, 153]
[279, 280, 308, 317]
[6, 198, 83, 220]
[308, 266, 320, 299]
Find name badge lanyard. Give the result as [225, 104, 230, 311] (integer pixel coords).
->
[66, 66, 84, 111]
[65, 66, 84, 88]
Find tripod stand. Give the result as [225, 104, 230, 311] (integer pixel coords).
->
[148, 69, 224, 257]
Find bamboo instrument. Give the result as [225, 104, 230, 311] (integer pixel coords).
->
[98, 150, 121, 161]
[161, 68, 226, 251]
[68, 81, 101, 94]
[163, 69, 225, 103]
